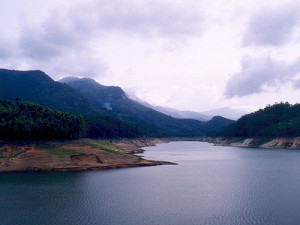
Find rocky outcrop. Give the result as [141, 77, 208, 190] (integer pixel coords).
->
[203, 137, 300, 149]
[260, 138, 300, 149]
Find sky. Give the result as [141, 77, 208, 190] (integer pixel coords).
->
[1, 0, 300, 114]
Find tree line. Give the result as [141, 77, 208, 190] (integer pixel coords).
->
[0, 99, 141, 140]
[208, 102, 300, 137]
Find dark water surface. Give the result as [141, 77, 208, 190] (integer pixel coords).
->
[1, 141, 300, 225]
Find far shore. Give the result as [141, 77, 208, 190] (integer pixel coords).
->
[3, 136, 297, 173]
[202, 137, 300, 149]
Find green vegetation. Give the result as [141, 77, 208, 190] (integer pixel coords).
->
[0, 68, 234, 138]
[83, 115, 141, 138]
[84, 139, 121, 154]
[0, 99, 85, 140]
[0, 69, 100, 115]
[0, 99, 142, 141]
[63, 77, 210, 137]
[36, 144, 76, 159]
[210, 102, 300, 137]
[9, 150, 27, 159]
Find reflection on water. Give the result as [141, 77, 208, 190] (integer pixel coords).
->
[1, 141, 300, 225]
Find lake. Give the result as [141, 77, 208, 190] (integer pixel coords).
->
[1, 141, 300, 225]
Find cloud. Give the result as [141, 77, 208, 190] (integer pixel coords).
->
[47, 53, 108, 78]
[0, 0, 204, 77]
[225, 55, 300, 98]
[243, 2, 300, 46]
[0, 35, 19, 59]
[71, 0, 203, 38]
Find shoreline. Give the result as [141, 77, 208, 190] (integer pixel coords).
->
[3, 136, 300, 173]
[0, 138, 176, 173]
[201, 137, 300, 149]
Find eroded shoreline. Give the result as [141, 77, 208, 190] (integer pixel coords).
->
[3, 136, 300, 172]
[0, 138, 176, 173]
[202, 137, 300, 149]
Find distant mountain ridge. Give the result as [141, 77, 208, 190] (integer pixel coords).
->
[202, 107, 246, 120]
[0, 69, 234, 137]
[151, 106, 246, 121]
[127, 93, 244, 121]
[60, 77, 208, 136]
[129, 97, 211, 121]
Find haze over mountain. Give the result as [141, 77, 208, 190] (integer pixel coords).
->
[126, 94, 211, 121]
[61, 76, 235, 136]
[0, 68, 234, 137]
[1, 1, 300, 114]
[127, 93, 243, 121]
[152, 106, 212, 121]
[60, 76, 209, 136]
[202, 107, 247, 120]
[147, 106, 246, 121]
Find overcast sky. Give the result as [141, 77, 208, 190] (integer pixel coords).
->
[1, 0, 300, 113]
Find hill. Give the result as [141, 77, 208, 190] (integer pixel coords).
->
[125, 94, 211, 121]
[0, 69, 100, 115]
[148, 105, 211, 121]
[204, 116, 235, 132]
[0, 99, 85, 140]
[0, 69, 233, 137]
[0, 99, 141, 140]
[201, 107, 246, 120]
[60, 77, 207, 136]
[212, 102, 300, 137]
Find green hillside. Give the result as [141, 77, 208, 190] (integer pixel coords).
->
[0, 69, 233, 138]
[0, 99, 85, 140]
[211, 102, 300, 137]
[61, 77, 207, 137]
[0, 69, 100, 115]
[0, 99, 141, 140]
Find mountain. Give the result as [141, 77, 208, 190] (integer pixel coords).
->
[211, 102, 300, 137]
[0, 99, 142, 140]
[127, 93, 243, 122]
[204, 116, 235, 132]
[60, 77, 210, 136]
[0, 68, 234, 137]
[126, 93, 211, 121]
[0, 69, 100, 115]
[201, 107, 246, 120]
[152, 106, 211, 121]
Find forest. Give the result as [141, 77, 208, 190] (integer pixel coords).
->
[0, 99, 141, 140]
[210, 102, 300, 137]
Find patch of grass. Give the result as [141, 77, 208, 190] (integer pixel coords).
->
[36, 144, 75, 159]
[84, 139, 121, 154]
[10, 150, 27, 159]
[100, 142, 119, 150]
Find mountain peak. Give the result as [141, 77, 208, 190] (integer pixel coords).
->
[0, 68, 53, 83]
[0, 69, 100, 114]
[59, 76, 81, 83]
[60, 76, 126, 102]
[60, 76, 104, 87]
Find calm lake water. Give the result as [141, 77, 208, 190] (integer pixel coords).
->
[1, 141, 300, 225]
